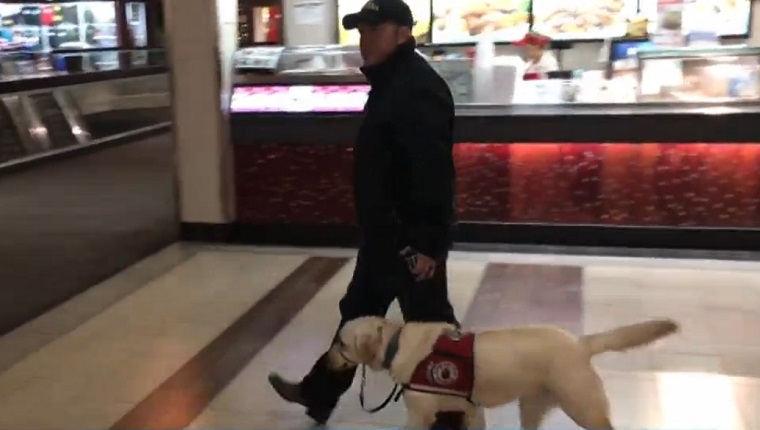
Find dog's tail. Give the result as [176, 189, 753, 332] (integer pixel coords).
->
[580, 319, 678, 356]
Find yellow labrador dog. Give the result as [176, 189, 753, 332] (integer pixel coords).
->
[327, 316, 678, 430]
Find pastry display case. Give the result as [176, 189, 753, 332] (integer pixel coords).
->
[234, 45, 362, 76]
[636, 45, 760, 103]
[231, 44, 368, 114]
[429, 57, 474, 103]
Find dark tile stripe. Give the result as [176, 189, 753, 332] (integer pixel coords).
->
[110, 256, 349, 430]
[463, 263, 583, 334]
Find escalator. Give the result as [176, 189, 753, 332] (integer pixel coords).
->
[29, 93, 79, 149]
[0, 71, 170, 168]
[0, 71, 175, 336]
[0, 103, 25, 163]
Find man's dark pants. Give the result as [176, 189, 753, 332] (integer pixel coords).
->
[298, 238, 459, 414]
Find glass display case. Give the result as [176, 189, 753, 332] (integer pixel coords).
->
[234, 44, 362, 75]
[636, 45, 760, 102]
[231, 45, 368, 114]
[429, 57, 473, 103]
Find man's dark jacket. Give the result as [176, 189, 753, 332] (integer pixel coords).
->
[354, 38, 456, 260]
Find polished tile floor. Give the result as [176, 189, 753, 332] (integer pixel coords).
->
[0, 242, 759, 430]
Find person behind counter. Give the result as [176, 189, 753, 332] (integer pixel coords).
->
[514, 31, 558, 78]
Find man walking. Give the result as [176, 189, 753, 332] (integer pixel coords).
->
[268, 0, 459, 424]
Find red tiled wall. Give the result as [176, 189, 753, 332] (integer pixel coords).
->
[235, 143, 760, 227]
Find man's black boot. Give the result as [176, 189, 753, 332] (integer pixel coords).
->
[267, 373, 334, 425]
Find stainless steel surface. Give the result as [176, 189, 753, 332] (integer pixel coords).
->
[54, 90, 91, 145]
[67, 74, 170, 115]
[636, 44, 760, 61]
[234, 44, 364, 85]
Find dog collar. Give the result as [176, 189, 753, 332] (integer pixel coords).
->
[382, 328, 402, 369]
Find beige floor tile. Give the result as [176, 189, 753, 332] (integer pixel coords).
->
[205, 259, 356, 415]
[0, 374, 136, 430]
[0, 243, 198, 374]
[0, 251, 308, 429]
[655, 371, 746, 430]
[205, 258, 485, 418]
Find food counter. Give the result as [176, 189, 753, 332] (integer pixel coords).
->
[226, 44, 760, 251]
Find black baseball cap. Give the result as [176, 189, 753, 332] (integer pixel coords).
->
[342, 0, 414, 30]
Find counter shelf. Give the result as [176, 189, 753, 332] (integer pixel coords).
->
[232, 101, 760, 143]
[233, 44, 363, 79]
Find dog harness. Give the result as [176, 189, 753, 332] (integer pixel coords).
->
[382, 328, 476, 401]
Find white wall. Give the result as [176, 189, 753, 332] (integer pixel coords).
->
[217, 0, 239, 110]
[287, 0, 760, 70]
[164, 0, 235, 224]
[283, 0, 336, 45]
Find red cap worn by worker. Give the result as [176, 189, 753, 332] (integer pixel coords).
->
[514, 32, 552, 47]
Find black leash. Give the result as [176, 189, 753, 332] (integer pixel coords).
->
[359, 364, 404, 413]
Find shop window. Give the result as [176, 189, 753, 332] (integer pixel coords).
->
[239, 0, 282, 46]
[0, 1, 122, 51]
[125, 2, 147, 47]
[252, 6, 281, 44]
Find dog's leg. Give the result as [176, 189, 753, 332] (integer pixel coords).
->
[405, 414, 426, 430]
[518, 390, 556, 430]
[548, 363, 614, 429]
[403, 392, 438, 430]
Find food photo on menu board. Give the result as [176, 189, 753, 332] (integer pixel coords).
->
[639, 0, 751, 36]
[531, 0, 637, 40]
[229, 85, 371, 113]
[337, 0, 431, 45]
[432, 0, 530, 43]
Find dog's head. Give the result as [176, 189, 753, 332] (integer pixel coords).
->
[326, 316, 396, 371]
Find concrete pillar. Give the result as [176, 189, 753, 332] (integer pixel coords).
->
[163, 0, 236, 229]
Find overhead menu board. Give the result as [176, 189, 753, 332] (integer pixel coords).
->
[337, 0, 432, 45]
[531, 0, 637, 40]
[432, 0, 530, 43]
[639, 0, 751, 36]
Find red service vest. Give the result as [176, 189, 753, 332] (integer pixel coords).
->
[405, 330, 476, 399]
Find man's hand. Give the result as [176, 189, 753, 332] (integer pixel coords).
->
[400, 247, 436, 281]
